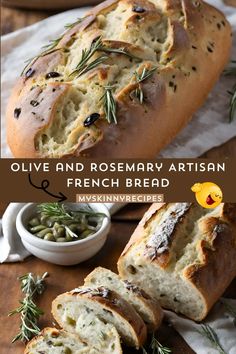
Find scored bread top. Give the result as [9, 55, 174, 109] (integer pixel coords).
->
[6, 0, 232, 158]
[118, 203, 236, 320]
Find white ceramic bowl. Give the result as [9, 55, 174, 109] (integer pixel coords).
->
[16, 203, 111, 266]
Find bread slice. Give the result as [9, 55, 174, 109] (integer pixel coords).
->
[24, 327, 94, 354]
[84, 267, 163, 331]
[52, 286, 147, 348]
[118, 203, 236, 321]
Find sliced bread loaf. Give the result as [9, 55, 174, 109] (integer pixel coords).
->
[118, 203, 236, 321]
[52, 286, 147, 348]
[84, 267, 163, 331]
[24, 327, 94, 354]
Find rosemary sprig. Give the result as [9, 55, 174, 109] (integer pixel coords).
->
[70, 36, 142, 77]
[142, 334, 171, 354]
[101, 85, 117, 124]
[64, 16, 87, 29]
[100, 46, 142, 61]
[198, 325, 226, 354]
[8, 272, 48, 343]
[71, 54, 108, 78]
[70, 37, 104, 77]
[134, 67, 157, 103]
[224, 60, 236, 122]
[37, 203, 106, 220]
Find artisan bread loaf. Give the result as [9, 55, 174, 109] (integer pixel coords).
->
[52, 286, 147, 348]
[84, 266, 163, 331]
[117, 203, 236, 321]
[24, 327, 95, 354]
[7, 0, 231, 158]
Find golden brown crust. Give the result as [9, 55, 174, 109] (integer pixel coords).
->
[183, 204, 236, 320]
[52, 286, 147, 348]
[6, 0, 232, 158]
[118, 203, 236, 321]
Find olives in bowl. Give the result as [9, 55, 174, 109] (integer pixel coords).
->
[16, 203, 111, 265]
[27, 203, 106, 243]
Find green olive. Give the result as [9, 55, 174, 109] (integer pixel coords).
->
[68, 224, 78, 233]
[37, 228, 53, 238]
[64, 347, 72, 354]
[56, 237, 67, 242]
[54, 226, 65, 238]
[44, 233, 55, 241]
[40, 215, 48, 224]
[65, 234, 74, 242]
[79, 230, 94, 239]
[28, 218, 40, 227]
[30, 225, 46, 233]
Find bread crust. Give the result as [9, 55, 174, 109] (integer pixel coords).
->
[52, 286, 147, 348]
[6, 0, 232, 158]
[118, 203, 236, 321]
[84, 266, 163, 331]
[24, 327, 87, 354]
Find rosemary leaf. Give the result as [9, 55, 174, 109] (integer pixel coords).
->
[133, 67, 157, 104]
[142, 334, 171, 354]
[101, 85, 117, 124]
[9, 272, 48, 343]
[64, 17, 85, 29]
[71, 55, 108, 78]
[99, 46, 142, 61]
[37, 203, 106, 220]
[70, 37, 103, 77]
[42, 36, 63, 51]
[198, 325, 226, 354]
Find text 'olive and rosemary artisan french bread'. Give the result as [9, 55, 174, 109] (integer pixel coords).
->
[117, 203, 236, 321]
[7, 0, 232, 157]
[52, 286, 147, 348]
[84, 266, 163, 331]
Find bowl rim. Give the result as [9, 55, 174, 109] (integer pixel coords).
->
[16, 202, 111, 248]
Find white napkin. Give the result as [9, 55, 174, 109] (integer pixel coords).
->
[165, 298, 236, 354]
[1, 1, 236, 158]
[0, 202, 125, 263]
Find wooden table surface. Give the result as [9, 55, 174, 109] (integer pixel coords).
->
[0, 202, 235, 354]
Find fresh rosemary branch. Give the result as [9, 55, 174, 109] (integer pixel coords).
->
[99, 45, 142, 61]
[142, 334, 171, 354]
[70, 37, 104, 77]
[9, 272, 48, 343]
[41, 36, 63, 51]
[101, 85, 117, 124]
[37, 203, 106, 220]
[224, 60, 236, 122]
[70, 36, 142, 77]
[64, 16, 87, 29]
[198, 325, 226, 354]
[134, 67, 157, 103]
